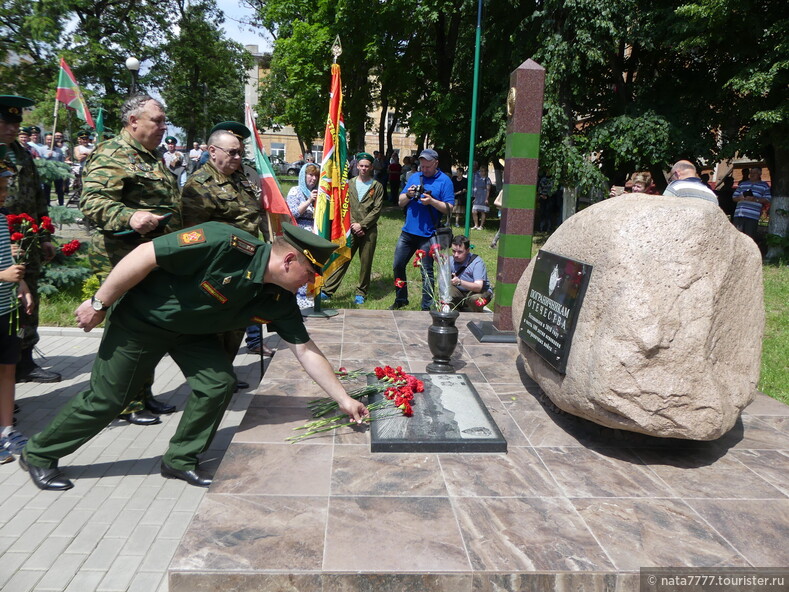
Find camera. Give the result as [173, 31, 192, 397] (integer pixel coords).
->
[410, 185, 425, 199]
[743, 189, 754, 197]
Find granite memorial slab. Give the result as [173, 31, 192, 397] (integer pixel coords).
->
[369, 373, 507, 453]
[518, 249, 592, 373]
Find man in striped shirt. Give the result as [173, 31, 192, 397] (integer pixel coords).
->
[663, 161, 718, 203]
[732, 167, 771, 241]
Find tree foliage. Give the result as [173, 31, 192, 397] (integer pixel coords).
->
[150, 0, 254, 145]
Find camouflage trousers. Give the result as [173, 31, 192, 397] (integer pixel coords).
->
[18, 254, 42, 351]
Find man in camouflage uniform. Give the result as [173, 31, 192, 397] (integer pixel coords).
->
[79, 94, 182, 424]
[182, 121, 269, 370]
[0, 95, 61, 383]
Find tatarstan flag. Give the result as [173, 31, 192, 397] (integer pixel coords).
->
[244, 104, 295, 232]
[314, 62, 351, 284]
[55, 58, 95, 128]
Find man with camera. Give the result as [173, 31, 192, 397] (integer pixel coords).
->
[732, 167, 771, 241]
[663, 160, 717, 203]
[391, 148, 454, 310]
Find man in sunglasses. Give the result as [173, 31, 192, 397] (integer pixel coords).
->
[182, 121, 271, 367]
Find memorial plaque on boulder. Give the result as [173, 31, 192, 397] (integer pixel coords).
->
[518, 250, 592, 374]
[369, 373, 506, 453]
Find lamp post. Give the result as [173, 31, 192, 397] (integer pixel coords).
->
[125, 57, 140, 95]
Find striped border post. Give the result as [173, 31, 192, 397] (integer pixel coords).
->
[493, 59, 545, 332]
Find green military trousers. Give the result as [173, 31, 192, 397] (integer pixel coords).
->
[24, 308, 235, 472]
[322, 225, 378, 297]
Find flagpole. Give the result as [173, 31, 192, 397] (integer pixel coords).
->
[302, 35, 344, 319]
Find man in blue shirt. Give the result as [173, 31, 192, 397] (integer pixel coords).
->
[391, 149, 454, 310]
[449, 235, 492, 311]
[732, 167, 771, 241]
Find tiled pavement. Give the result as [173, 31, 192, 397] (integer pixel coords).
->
[2, 311, 789, 591]
[0, 325, 274, 592]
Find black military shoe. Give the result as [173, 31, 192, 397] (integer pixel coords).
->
[160, 462, 212, 487]
[16, 363, 62, 383]
[20, 453, 74, 491]
[118, 410, 162, 425]
[144, 397, 176, 415]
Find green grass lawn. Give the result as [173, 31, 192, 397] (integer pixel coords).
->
[39, 199, 787, 404]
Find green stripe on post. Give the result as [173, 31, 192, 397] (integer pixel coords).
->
[495, 282, 517, 307]
[504, 184, 536, 209]
[499, 233, 533, 259]
[505, 133, 540, 159]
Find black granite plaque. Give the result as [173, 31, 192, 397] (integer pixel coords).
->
[518, 250, 592, 374]
[369, 373, 507, 453]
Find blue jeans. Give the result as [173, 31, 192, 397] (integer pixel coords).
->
[392, 231, 434, 310]
[245, 324, 261, 348]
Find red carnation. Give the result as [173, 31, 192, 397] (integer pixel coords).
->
[374, 366, 386, 379]
[394, 277, 406, 288]
[399, 402, 413, 416]
[429, 243, 441, 258]
[10, 232, 23, 241]
[475, 298, 488, 307]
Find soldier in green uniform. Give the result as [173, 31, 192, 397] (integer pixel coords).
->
[79, 94, 182, 424]
[0, 95, 61, 383]
[321, 152, 385, 304]
[182, 121, 272, 364]
[19, 222, 369, 491]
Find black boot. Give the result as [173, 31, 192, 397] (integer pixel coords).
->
[16, 348, 61, 383]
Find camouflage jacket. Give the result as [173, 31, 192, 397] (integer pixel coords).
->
[80, 129, 182, 269]
[181, 160, 263, 236]
[3, 141, 50, 236]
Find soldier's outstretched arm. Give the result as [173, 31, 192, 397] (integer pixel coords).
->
[287, 339, 369, 423]
[75, 242, 158, 331]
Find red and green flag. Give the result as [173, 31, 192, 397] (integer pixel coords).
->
[244, 103, 295, 232]
[55, 57, 95, 128]
[314, 62, 351, 285]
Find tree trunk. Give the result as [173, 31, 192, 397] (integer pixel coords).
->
[766, 143, 788, 261]
[378, 96, 388, 155]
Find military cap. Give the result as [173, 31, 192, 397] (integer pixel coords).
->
[28, 125, 41, 135]
[209, 121, 251, 140]
[281, 223, 338, 275]
[76, 130, 90, 139]
[356, 152, 374, 163]
[0, 95, 34, 123]
[165, 136, 177, 145]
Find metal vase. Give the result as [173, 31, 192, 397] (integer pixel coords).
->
[426, 310, 460, 374]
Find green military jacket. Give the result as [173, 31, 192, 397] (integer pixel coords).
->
[181, 160, 263, 236]
[80, 129, 182, 271]
[348, 176, 385, 230]
[3, 142, 50, 235]
[116, 222, 309, 344]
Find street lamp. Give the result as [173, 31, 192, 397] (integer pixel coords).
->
[125, 57, 140, 95]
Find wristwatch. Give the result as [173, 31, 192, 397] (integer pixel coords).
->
[91, 296, 109, 312]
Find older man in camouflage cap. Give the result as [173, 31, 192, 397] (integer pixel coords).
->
[20, 222, 368, 491]
[0, 95, 60, 383]
[79, 94, 183, 423]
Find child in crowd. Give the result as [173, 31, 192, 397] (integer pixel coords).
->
[0, 165, 34, 462]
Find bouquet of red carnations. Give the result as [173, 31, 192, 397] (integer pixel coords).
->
[7, 213, 55, 265]
[287, 365, 425, 442]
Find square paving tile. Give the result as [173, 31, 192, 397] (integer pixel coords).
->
[572, 498, 749, 570]
[323, 496, 470, 572]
